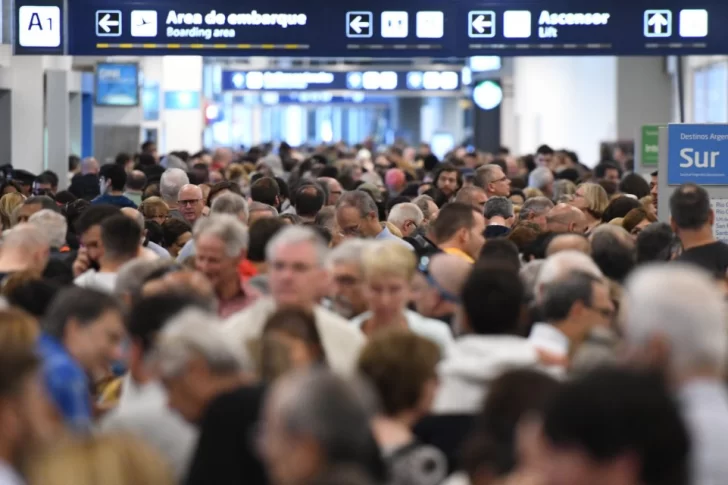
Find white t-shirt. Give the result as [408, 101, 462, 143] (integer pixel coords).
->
[74, 271, 118, 294]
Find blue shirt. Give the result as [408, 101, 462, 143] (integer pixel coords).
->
[92, 193, 138, 208]
[37, 334, 92, 432]
[375, 226, 413, 249]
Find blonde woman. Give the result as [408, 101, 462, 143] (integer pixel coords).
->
[26, 434, 174, 485]
[350, 241, 453, 354]
[571, 183, 609, 234]
[139, 196, 170, 225]
[0, 192, 25, 228]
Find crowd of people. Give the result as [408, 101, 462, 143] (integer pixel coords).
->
[0, 139, 724, 485]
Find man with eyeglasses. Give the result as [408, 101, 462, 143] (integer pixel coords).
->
[411, 253, 471, 328]
[529, 270, 614, 372]
[474, 163, 511, 199]
[335, 191, 412, 248]
[178, 184, 205, 226]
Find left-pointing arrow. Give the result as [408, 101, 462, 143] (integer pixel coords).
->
[350, 15, 370, 34]
[99, 13, 119, 33]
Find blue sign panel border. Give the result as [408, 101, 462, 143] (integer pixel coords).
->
[667, 123, 728, 186]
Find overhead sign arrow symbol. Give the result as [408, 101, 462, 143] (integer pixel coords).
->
[648, 13, 668, 33]
[350, 15, 370, 34]
[472, 14, 492, 34]
[99, 13, 120, 33]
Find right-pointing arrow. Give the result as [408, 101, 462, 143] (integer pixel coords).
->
[648, 13, 668, 33]
[350, 15, 370, 34]
[473, 14, 492, 33]
[99, 13, 119, 33]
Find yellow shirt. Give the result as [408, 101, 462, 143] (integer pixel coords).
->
[442, 247, 475, 263]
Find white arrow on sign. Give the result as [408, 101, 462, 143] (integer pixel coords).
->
[99, 13, 120, 33]
[472, 14, 492, 33]
[350, 15, 370, 34]
[648, 13, 668, 33]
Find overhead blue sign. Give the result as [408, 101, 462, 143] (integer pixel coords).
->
[221, 70, 461, 92]
[60, 0, 728, 57]
[668, 124, 728, 185]
[95, 63, 139, 106]
[250, 92, 391, 104]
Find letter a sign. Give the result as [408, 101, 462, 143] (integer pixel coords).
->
[18, 5, 61, 48]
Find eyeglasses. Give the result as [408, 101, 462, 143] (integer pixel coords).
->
[179, 199, 202, 206]
[418, 255, 460, 303]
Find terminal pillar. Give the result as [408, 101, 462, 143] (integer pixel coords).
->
[45, 70, 71, 186]
[161, 56, 204, 154]
[392, 97, 422, 145]
[10, 56, 45, 174]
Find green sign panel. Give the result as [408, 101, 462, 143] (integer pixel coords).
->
[641, 124, 663, 167]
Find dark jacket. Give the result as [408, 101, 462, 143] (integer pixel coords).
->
[69, 173, 100, 201]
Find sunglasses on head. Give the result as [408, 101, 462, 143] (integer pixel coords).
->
[418, 254, 461, 303]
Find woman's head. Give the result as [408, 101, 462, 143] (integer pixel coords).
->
[361, 241, 416, 318]
[139, 196, 169, 225]
[26, 434, 174, 485]
[161, 218, 192, 258]
[572, 183, 609, 220]
[622, 208, 657, 237]
[258, 308, 327, 381]
[0, 308, 39, 351]
[0, 192, 26, 226]
[357, 329, 441, 418]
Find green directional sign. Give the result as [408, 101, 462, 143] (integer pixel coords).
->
[641, 124, 663, 167]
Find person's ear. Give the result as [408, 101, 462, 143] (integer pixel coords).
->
[669, 216, 678, 233]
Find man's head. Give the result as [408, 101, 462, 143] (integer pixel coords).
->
[0, 350, 57, 464]
[536, 250, 603, 303]
[294, 184, 326, 220]
[99, 163, 127, 195]
[260, 369, 376, 485]
[42, 287, 125, 374]
[546, 233, 590, 258]
[519, 196, 554, 232]
[155, 308, 247, 424]
[81, 157, 100, 175]
[546, 203, 588, 234]
[412, 195, 439, 227]
[335, 191, 382, 239]
[326, 239, 372, 319]
[434, 164, 461, 198]
[528, 167, 555, 198]
[412, 253, 470, 320]
[541, 271, 613, 342]
[251, 177, 281, 210]
[211, 192, 249, 223]
[249, 202, 279, 227]
[623, 264, 727, 379]
[0, 224, 50, 275]
[126, 292, 214, 380]
[100, 215, 142, 264]
[593, 161, 621, 184]
[141, 140, 157, 158]
[669, 183, 712, 236]
[248, 217, 286, 267]
[75, 204, 122, 265]
[178, 184, 204, 225]
[33, 171, 57, 196]
[387, 203, 424, 238]
[115, 152, 134, 172]
[16, 196, 56, 224]
[160, 169, 190, 206]
[541, 367, 689, 485]
[458, 263, 523, 336]
[650, 171, 658, 212]
[431, 203, 486, 259]
[484, 197, 515, 228]
[535, 144, 554, 166]
[589, 224, 635, 283]
[193, 214, 249, 294]
[267, 226, 328, 308]
[317, 177, 343, 206]
[28, 209, 67, 250]
[385, 168, 406, 194]
[475, 164, 511, 198]
[454, 186, 488, 214]
[126, 170, 147, 193]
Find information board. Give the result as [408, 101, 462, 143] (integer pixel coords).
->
[95, 63, 139, 106]
[667, 124, 728, 186]
[710, 198, 728, 244]
[50, 0, 728, 56]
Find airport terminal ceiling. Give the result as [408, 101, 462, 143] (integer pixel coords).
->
[12, 0, 727, 57]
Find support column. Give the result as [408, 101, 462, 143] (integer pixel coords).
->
[161, 56, 203, 154]
[395, 97, 422, 145]
[45, 70, 70, 182]
[10, 56, 45, 173]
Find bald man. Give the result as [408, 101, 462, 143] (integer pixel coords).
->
[178, 184, 205, 226]
[120, 207, 170, 259]
[412, 253, 472, 327]
[546, 233, 591, 257]
[546, 203, 588, 234]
